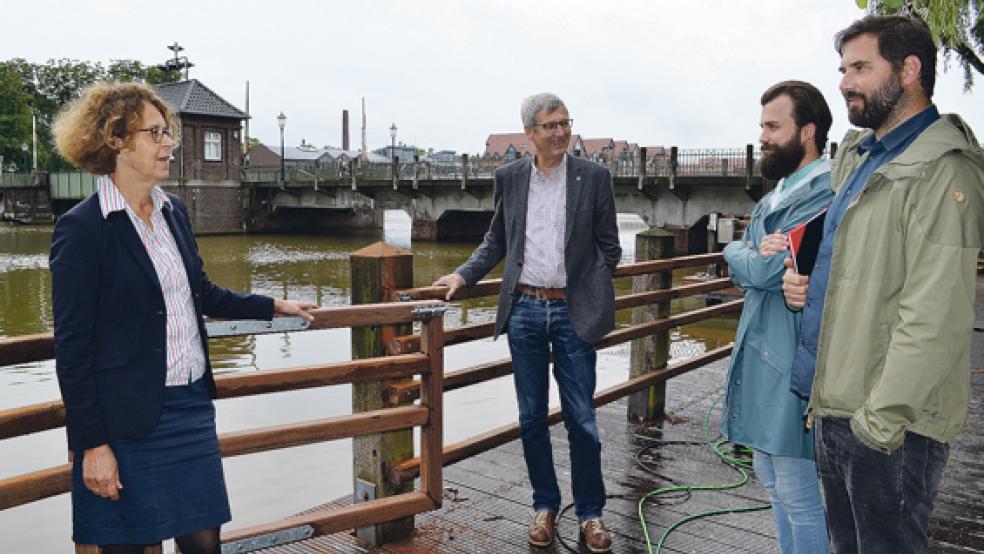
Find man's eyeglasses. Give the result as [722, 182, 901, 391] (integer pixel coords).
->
[136, 126, 177, 144]
[532, 118, 573, 132]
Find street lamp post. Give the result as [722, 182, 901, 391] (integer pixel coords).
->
[389, 123, 397, 161]
[31, 70, 38, 172]
[277, 112, 287, 184]
[389, 123, 398, 181]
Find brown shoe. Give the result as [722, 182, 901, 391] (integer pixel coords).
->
[527, 510, 555, 547]
[580, 518, 612, 553]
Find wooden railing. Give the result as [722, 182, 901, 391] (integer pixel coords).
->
[0, 245, 742, 552]
[380, 250, 741, 485]
[0, 300, 447, 552]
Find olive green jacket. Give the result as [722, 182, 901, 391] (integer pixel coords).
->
[810, 113, 984, 453]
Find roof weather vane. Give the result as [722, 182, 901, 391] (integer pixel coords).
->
[158, 42, 194, 81]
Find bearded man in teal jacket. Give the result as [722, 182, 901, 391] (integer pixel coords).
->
[720, 81, 834, 554]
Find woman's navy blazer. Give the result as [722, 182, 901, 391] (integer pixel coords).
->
[50, 192, 274, 453]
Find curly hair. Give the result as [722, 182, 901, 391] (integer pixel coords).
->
[52, 81, 180, 175]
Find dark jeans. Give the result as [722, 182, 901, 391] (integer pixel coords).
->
[506, 293, 605, 519]
[815, 416, 949, 553]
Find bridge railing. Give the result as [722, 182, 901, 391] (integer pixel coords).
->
[0, 243, 742, 551]
[674, 147, 755, 177]
[48, 172, 98, 200]
[0, 300, 448, 552]
[0, 173, 38, 188]
[242, 145, 768, 185]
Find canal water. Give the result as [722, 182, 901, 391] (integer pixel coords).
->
[0, 212, 737, 551]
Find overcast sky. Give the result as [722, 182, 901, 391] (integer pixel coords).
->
[4, 0, 982, 154]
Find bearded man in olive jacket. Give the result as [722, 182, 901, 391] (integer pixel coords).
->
[782, 16, 984, 553]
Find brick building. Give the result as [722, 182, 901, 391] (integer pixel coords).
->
[156, 79, 248, 183]
[154, 79, 248, 233]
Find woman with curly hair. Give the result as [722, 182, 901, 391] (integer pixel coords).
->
[49, 81, 317, 554]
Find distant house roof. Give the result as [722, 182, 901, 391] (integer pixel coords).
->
[247, 143, 280, 167]
[248, 145, 388, 166]
[485, 133, 535, 158]
[324, 147, 362, 160]
[580, 138, 614, 157]
[155, 79, 249, 120]
[364, 152, 390, 163]
[269, 146, 330, 161]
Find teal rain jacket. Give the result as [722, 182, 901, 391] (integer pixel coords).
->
[720, 161, 833, 458]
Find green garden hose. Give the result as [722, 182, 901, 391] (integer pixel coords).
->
[638, 393, 772, 553]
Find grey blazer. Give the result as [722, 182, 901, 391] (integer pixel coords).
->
[455, 155, 622, 343]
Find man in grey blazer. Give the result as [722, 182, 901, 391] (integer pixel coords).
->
[434, 93, 620, 552]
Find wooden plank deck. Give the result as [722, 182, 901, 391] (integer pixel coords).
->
[253, 278, 984, 553]
[251, 351, 983, 553]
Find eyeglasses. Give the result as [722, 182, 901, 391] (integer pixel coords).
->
[136, 126, 177, 144]
[532, 118, 573, 132]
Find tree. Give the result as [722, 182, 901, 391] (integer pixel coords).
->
[107, 60, 180, 85]
[0, 61, 33, 171]
[0, 57, 182, 172]
[857, 0, 984, 90]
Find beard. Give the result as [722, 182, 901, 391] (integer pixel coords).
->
[760, 134, 806, 181]
[845, 71, 904, 130]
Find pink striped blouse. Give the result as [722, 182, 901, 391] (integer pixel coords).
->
[97, 175, 206, 386]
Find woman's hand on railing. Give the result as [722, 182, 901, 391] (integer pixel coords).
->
[781, 258, 809, 310]
[274, 299, 319, 321]
[432, 273, 465, 301]
[82, 444, 122, 501]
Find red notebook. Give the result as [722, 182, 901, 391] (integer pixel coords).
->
[787, 209, 827, 276]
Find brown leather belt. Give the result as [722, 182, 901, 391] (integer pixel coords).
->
[516, 283, 566, 300]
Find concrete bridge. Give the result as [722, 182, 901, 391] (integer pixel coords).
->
[249, 145, 777, 249]
[2, 144, 809, 250]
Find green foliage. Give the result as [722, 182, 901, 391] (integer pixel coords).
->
[0, 61, 33, 171]
[859, 0, 984, 90]
[0, 57, 181, 172]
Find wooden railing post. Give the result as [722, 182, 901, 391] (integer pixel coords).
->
[628, 228, 674, 421]
[350, 242, 415, 544]
[418, 314, 444, 506]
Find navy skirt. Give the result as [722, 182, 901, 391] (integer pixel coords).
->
[71, 378, 231, 545]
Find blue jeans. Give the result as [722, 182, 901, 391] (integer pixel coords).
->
[815, 416, 949, 554]
[752, 450, 829, 554]
[506, 293, 605, 519]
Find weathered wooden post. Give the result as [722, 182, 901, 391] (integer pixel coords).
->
[350, 242, 415, 544]
[638, 147, 647, 190]
[628, 228, 674, 421]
